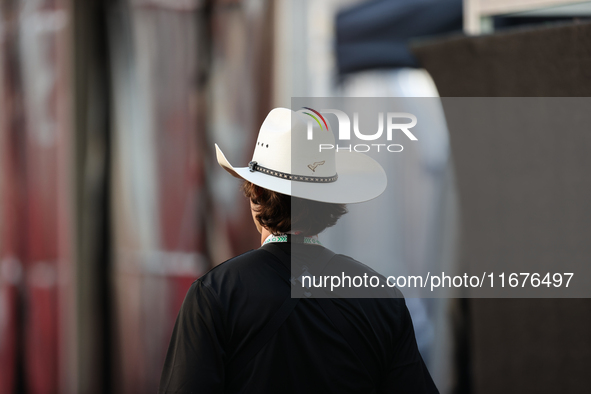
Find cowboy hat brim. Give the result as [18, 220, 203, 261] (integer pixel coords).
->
[215, 143, 387, 204]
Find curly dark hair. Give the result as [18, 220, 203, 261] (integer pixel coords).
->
[241, 181, 347, 236]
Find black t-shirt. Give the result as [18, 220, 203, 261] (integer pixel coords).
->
[158, 243, 438, 393]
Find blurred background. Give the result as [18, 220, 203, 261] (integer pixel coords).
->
[1, 0, 591, 393]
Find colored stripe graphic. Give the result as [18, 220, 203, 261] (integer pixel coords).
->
[303, 107, 329, 131]
[303, 112, 323, 130]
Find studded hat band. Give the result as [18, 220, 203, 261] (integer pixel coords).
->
[249, 161, 338, 183]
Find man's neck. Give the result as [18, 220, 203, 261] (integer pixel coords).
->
[260, 227, 272, 246]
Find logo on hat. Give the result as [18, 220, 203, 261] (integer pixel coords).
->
[307, 161, 325, 172]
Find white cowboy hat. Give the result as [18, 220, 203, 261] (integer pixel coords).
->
[215, 107, 387, 204]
